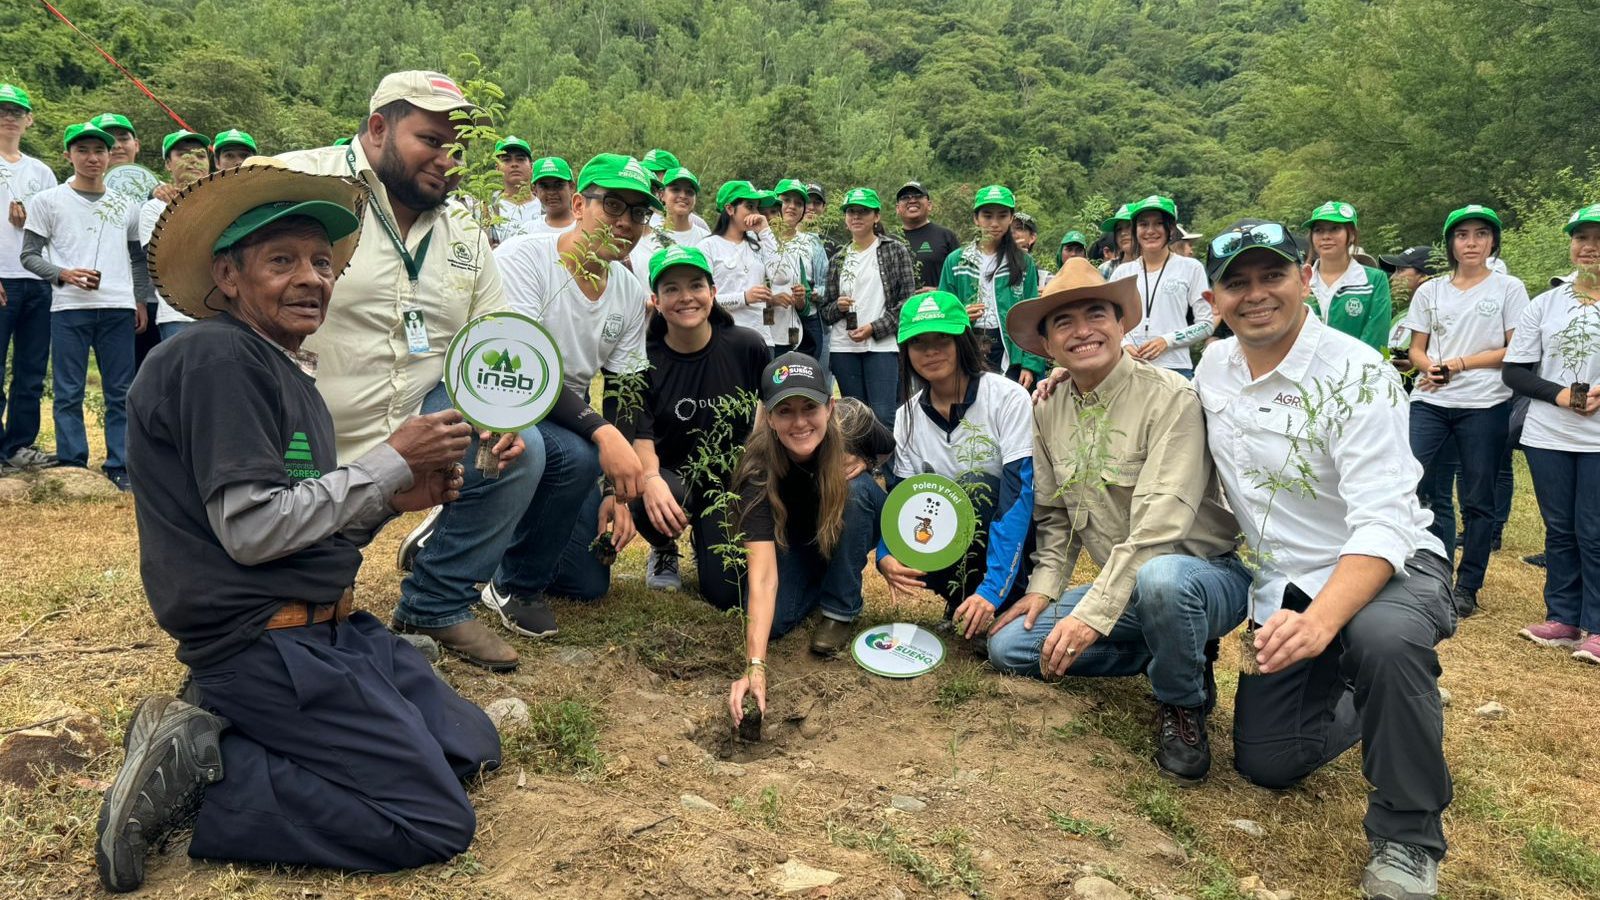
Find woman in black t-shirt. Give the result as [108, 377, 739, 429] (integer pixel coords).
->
[727, 352, 890, 728]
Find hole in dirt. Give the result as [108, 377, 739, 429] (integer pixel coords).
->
[690, 694, 828, 763]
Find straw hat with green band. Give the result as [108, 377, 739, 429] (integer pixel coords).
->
[162, 130, 209, 157]
[531, 156, 574, 183]
[973, 184, 1015, 210]
[1442, 204, 1502, 238]
[494, 135, 532, 156]
[90, 113, 134, 135]
[774, 178, 809, 201]
[1004, 258, 1141, 360]
[840, 187, 881, 210]
[1127, 194, 1178, 224]
[575, 154, 663, 209]
[1303, 200, 1358, 229]
[898, 290, 969, 343]
[63, 122, 114, 150]
[1564, 203, 1600, 235]
[0, 84, 32, 111]
[1060, 230, 1088, 249]
[148, 161, 366, 320]
[716, 180, 765, 211]
[1101, 202, 1133, 233]
[641, 148, 681, 173]
[648, 244, 714, 291]
[661, 166, 699, 190]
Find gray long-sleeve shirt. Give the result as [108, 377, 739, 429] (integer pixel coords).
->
[20, 229, 153, 302]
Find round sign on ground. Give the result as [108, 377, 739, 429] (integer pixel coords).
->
[850, 623, 947, 678]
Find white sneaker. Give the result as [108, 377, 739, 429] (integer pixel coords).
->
[396, 506, 441, 573]
[6, 446, 58, 469]
[646, 545, 682, 591]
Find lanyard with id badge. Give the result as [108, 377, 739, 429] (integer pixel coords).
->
[348, 147, 435, 357]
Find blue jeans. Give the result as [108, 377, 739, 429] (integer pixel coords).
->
[1524, 448, 1600, 633]
[51, 308, 134, 471]
[158, 321, 192, 341]
[989, 554, 1251, 708]
[829, 351, 898, 429]
[0, 278, 51, 458]
[394, 382, 545, 629]
[1423, 439, 1459, 558]
[491, 418, 603, 601]
[799, 313, 829, 373]
[770, 473, 886, 638]
[1410, 401, 1511, 590]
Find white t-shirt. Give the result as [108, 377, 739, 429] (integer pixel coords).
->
[495, 233, 648, 394]
[892, 372, 1032, 480]
[491, 195, 543, 243]
[628, 224, 712, 289]
[1504, 284, 1600, 451]
[831, 239, 896, 353]
[24, 183, 141, 311]
[1112, 253, 1212, 371]
[649, 211, 710, 233]
[1400, 271, 1529, 409]
[0, 154, 58, 280]
[524, 216, 577, 237]
[702, 231, 778, 340]
[137, 198, 193, 325]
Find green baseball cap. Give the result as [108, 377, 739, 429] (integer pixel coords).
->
[162, 130, 210, 156]
[212, 199, 362, 253]
[755, 189, 781, 209]
[1303, 200, 1358, 229]
[494, 135, 532, 157]
[90, 113, 134, 135]
[840, 187, 882, 210]
[1127, 194, 1178, 223]
[63, 122, 114, 150]
[576, 153, 663, 209]
[898, 290, 969, 343]
[531, 156, 574, 183]
[333, 137, 352, 147]
[1442, 204, 1502, 238]
[1101, 203, 1133, 233]
[211, 129, 256, 154]
[715, 180, 765, 211]
[0, 84, 31, 111]
[973, 184, 1016, 210]
[648, 244, 714, 290]
[641, 148, 681, 173]
[773, 178, 809, 201]
[1564, 203, 1600, 235]
[1060, 230, 1088, 249]
[661, 167, 699, 190]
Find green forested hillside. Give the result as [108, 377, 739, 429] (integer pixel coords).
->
[3, 0, 1597, 279]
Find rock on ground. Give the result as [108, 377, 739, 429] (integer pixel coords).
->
[0, 477, 30, 504]
[679, 793, 719, 812]
[770, 859, 841, 894]
[890, 795, 927, 813]
[1073, 875, 1132, 900]
[0, 712, 111, 789]
[1475, 701, 1508, 719]
[484, 697, 530, 732]
[1228, 819, 1266, 838]
[46, 467, 123, 500]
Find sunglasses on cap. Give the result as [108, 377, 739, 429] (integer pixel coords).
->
[1210, 223, 1289, 260]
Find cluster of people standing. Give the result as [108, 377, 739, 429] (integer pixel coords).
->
[3, 70, 1593, 900]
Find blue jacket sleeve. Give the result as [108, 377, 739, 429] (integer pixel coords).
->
[975, 457, 1034, 607]
[876, 469, 905, 561]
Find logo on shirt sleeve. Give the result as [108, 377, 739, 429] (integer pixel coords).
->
[283, 431, 322, 480]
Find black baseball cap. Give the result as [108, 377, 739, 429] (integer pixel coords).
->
[1378, 245, 1436, 275]
[1205, 218, 1304, 283]
[1013, 212, 1038, 232]
[761, 352, 833, 407]
[806, 182, 825, 202]
[895, 181, 928, 200]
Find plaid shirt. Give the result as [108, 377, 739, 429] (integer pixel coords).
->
[820, 235, 918, 340]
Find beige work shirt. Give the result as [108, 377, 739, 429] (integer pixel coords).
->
[1028, 352, 1239, 635]
[276, 142, 506, 463]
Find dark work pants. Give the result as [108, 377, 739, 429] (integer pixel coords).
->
[187, 612, 501, 872]
[1232, 551, 1456, 859]
[1410, 400, 1510, 590]
[132, 302, 160, 370]
[1525, 448, 1600, 633]
[630, 468, 744, 611]
[0, 278, 51, 458]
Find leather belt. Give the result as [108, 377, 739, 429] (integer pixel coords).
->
[265, 589, 355, 630]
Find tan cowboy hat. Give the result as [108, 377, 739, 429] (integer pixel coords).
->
[148, 159, 366, 320]
[1004, 257, 1141, 360]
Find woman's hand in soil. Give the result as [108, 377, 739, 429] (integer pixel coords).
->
[642, 475, 689, 537]
[877, 555, 925, 593]
[951, 595, 997, 640]
[1253, 608, 1336, 674]
[729, 667, 767, 725]
[599, 496, 636, 553]
[1041, 615, 1102, 677]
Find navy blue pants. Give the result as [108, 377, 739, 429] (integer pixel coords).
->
[1410, 400, 1510, 591]
[187, 612, 501, 872]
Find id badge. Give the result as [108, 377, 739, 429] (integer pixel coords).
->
[402, 307, 429, 354]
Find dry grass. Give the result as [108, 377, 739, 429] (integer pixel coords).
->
[1, 415, 1596, 898]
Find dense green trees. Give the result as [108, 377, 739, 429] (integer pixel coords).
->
[2, 0, 1594, 281]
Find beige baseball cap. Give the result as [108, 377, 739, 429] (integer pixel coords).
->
[369, 70, 476, 115]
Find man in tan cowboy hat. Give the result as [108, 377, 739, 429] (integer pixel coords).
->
[98, 162, 504, 892]
[986, 257, 1245, 783]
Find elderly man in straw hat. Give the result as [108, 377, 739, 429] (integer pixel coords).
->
[97, 162, 503, 893]
[985, 258, 1247, 784]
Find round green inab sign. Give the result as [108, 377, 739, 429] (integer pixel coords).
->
[443, 312, 564, 432]
[880, 473, 977, 572]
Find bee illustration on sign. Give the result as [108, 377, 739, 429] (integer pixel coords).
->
[881, 473, 977, 572]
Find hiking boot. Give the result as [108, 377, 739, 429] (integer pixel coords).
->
[393, 617, 518, 671]
[1574, 634, 1600, 666]
[1153, 702, 1210, 783]
[1519, 620, 1582, 649]
[6, 446, 58, 469]
[1452, 585, 1478, 619]
[104, 468, 131, 493]
[396, 505, 441, 573]
[1522, 553, 1547, 568]
[480, 582, 558, 638]
[646, 545, 683, 591]
[1361, 839, 1439, 900]
[810, 617, 855, 656]
[96, 697, 227, 893]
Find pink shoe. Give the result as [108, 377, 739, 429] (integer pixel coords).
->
[1520, 620, 1582, 649]
[1575, 634, 1600, 665]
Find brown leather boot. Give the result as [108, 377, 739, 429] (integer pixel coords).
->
[393, 618, 519, 672]
[810, 617, 855, 656]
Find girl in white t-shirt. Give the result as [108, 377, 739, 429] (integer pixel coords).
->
[1402, 205, 1530, 616]
[1503, 205, 1600, 663]
[628, 167, 711, 288]
[701, 180, 778, 341]
[1110, 195, 1212, 377]
[819, 187, 916, 428]
[756, 189, 807, 352]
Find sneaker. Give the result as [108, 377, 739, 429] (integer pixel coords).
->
[1519, 620, 1582, 649]
[104, 468, 131, 493]
[392, 617, 518, 671]
[1522, 553, 1547, 568]
[810, 617, 855, 656]
[1574, 634, 1600, 666]
[6, 446, 58, 469]
[479, 581, 558, 638]
[646, 545, 682, 591]
[396, 505, 441, 573]
[1153, 702, 1210, 783]
[96, 697, 227, 893]
[1452, 585, 1478, 619]
[1361, 838, 1439, 899]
